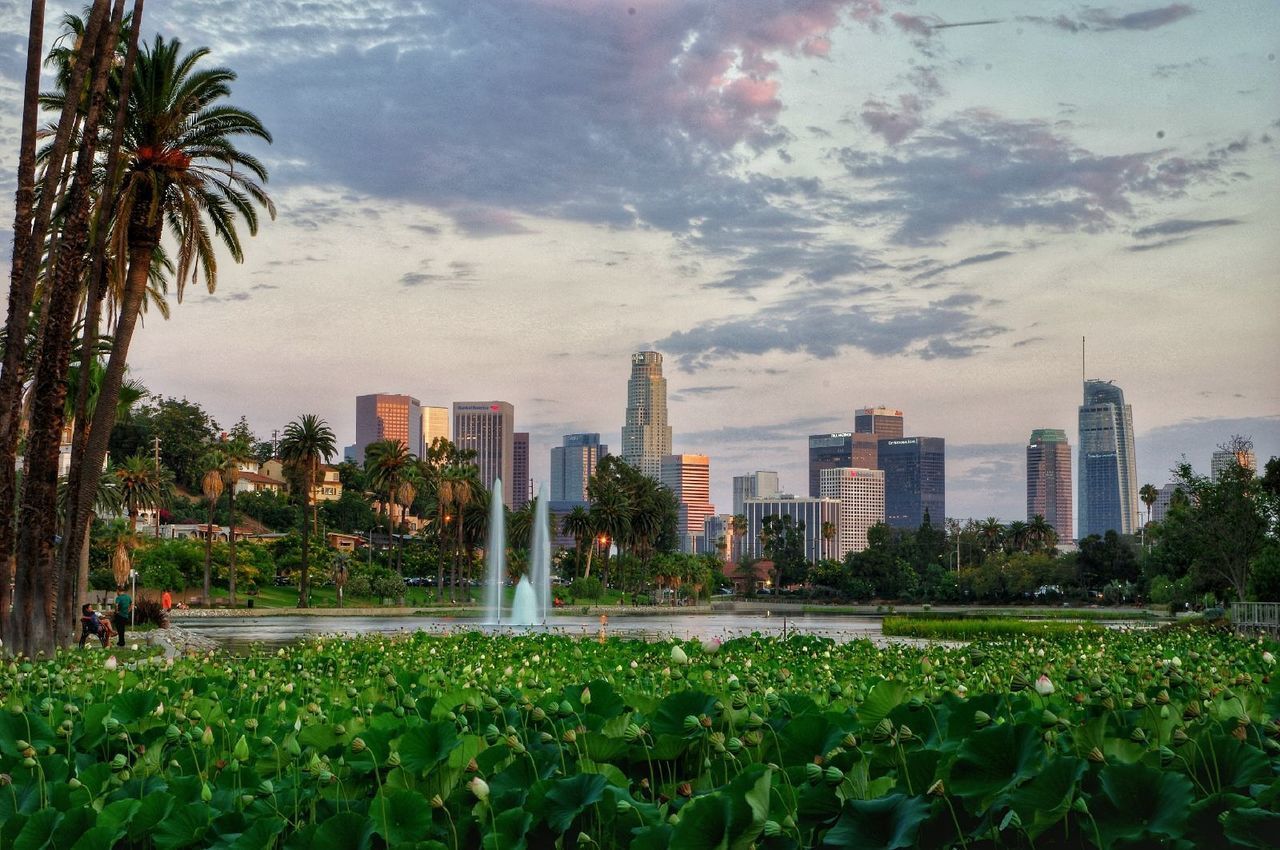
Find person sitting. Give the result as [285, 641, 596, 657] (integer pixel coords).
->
[79, 603, 107, 649]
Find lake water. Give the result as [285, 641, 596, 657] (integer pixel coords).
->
[179, 612, 923, 653]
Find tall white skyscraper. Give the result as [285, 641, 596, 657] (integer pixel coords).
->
[819, 467, 885, 559]
[1078, 380, 1139, 537]
[621, 351, 672, 480]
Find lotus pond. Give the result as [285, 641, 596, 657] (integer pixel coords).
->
[1, 627, 1277, 849]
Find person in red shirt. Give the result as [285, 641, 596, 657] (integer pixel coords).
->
[161, 589, 172, 612]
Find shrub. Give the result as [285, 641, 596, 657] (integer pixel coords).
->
[89, 568, 116, 591]
[882, 615, 1101, 639]
[569, 577, 603, 600]
[370, 571, 406, 601]
[133, 597, 168, 628]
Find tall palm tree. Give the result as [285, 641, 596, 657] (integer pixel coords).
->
[279, 414, 336, 609]
[219, 436, 254, 604]
[199, 449, 224, 604]
[439, 465, 476, 602]
[64, 32, 275, 609]
[1006, 520, 1029, 554]
[1139, 483, 1158, 547]
[365, 438, 416, 589]
[1027, 514, 1054, 553]
[979, 517, 1004, 554]
[586, 480, 630, 583]
[561, 505, 592, 578]
[112, 452, 168, 533]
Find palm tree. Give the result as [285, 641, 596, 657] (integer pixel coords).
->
[219, 436, 254, 605]
[65, 32, 275, 611]
[979, 517, 1004, 554]
[113, 453, 168, 533]
[438, 465, 476, 602]
[199, 450, 224, 605]
[1027, 514, 1054, 553]
[1006, 520, 1029, 554]
[561, 505, 592, 578]
[1139, 483, 1158, 547]
[586, 479, 630, 583]
[365, 438, 416, 590]
[279, 414, 336, 609]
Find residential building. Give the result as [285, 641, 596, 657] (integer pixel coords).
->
[732, 471, 780, 516]
[420, 406, 449, 455]
[233, 470, 285, 496]
[453, 401, 515, 507]
[807, 433, 879, 497]
[513, 432, 530, 509]
[1211, 446, 1256, 481]
[1078, 380, 1139, 538]
[879, 437, 946, 529]
[550, 433, 606, 504]
[355, 393, 422, 464]
[743, 496, 839, 563]
[621, 351, 672, 480]
[855, 406, 904, 438]
[661, 453, 714, 553]
[1026, 429, 1073, 541]
[260, 460, 343, 502]
[819, 467, 885, 558]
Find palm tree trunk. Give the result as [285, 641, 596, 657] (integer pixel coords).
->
[9, 0, 119, 657]
[1, 0, 105, 649]
[227, 486, 237, 605]
[298, 468, 312, 608]
[58, 0, 146, 643]
[203, 501, 215, 604]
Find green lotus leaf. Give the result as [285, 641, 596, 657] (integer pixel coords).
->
[669, 763, 770, 850]
[1222, 807, 1280, 849]
[950, 723, 1045, 812]
[859, 680, 909, 728]
[1008, 756, 1085, 838]
[540, 773, 608, 833]
[311, 812, 374, 850]
[371, 788, 436, 846]
[651, 690, 718, 737]
[152, 802, 212, 850]
[1091, 761, 1194, 847]
[822, 794, 932, 850]
[483, 808, 532, 850]
[397, 720, 461, 774]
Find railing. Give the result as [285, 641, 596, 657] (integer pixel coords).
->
[1232, 602, 1280, 635]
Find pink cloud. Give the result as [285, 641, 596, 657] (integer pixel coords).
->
[861, 94, 927, 144]
[891, 12, 934, 37]
[803, 36, 832, 57]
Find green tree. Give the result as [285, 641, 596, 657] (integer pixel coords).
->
[218, 436, 255, 604]
[110, 396, 221, 489]
[1169, 460, 1274, 601]
[279, 414, 336, 608]
[112, 453, 172, 535]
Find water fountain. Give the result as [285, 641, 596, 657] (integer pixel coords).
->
[484, 478, 506, 624]
[485, 482, 552, 627]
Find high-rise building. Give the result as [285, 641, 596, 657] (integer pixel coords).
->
[550, 433, 606, 504]
[1027, 428, 1073, 541]
[513, 432, 530, 509]
[855, 407, 904, 438]
[1211, 447, 1256, 481]
[453, 401, 515, 507]
[1149, 482, 1185, 524]
[661, 453, 714, 553]
[355, 393, 422, 464]
[879, 437, 945, 529]
[701, 514, 736, 557]
[807, 433, 878, 497]
[1078, 380, 1139, 538]
[819, 467, 885, 558]
[732, 471, 780, 515]
[420, 406, 449, 455]
[621, 351, 672, 480]
[743, 497, 839, 563]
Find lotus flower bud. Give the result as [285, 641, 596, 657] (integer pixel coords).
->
[201, 727, 214, 747]
[1087, 747, 1105, 763]
[1034, 676, 1054, 697]
[823, 766, 844, 786]
[468, 777, 490, 801]
[871, 718, 894, 743]
[1010, 672, 1030, 692]
[763, 821, 782, 838]
[670, 646, 688, 666]
[386, 751, 401, 767]
[927, 780, 946, 796]
[804, 763, 823, 784]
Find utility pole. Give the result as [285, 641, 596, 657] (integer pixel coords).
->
[153, 435, 162, 539]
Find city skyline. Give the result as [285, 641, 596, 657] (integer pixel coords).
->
[4, 1, 1274, 523]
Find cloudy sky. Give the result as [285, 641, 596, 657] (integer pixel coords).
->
[2, 1, 1278, 524]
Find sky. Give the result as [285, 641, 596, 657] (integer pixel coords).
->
[1, 1, 1278, 525]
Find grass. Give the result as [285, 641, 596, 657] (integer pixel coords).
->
[797, 604, 1160, 620]
[882, 615, 1104, 639]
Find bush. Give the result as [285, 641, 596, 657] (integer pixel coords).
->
[882, 615, 1102, 639]
[134, 597, 168, 628]
[569, 577, 603, 600]
[370, 571, 406, 601]
[89, 569, 116, 591]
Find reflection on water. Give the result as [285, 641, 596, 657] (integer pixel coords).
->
[178, 613, 928, 654]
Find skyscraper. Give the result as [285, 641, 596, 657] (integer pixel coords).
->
[1211, 446, 1256, 481]
[743, 496, 839, 563]
[453, 401, 515, 507]
[621, 351, 672, 480]
[420, 406, 449, 455]
[550, 433, 606, 504]
[819, 467, 885, 558]
[855, 407, 904, 438]
[1078, 380, 1139, 538]
[512, 432, 530, 509]
[1026, 429, 1073, 541]
[732, 470, 780, 515]
[661, 453, 714, 553]
[355, 393, 422, 464]
[807, 433, 878, 497]
[879, 437, 945, 529]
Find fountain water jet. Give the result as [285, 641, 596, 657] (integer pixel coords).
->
[485, 482, 553, 628]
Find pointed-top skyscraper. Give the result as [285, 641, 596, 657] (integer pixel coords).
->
[1078, 380, 1139, 538]
[621, 351, 672, 480]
